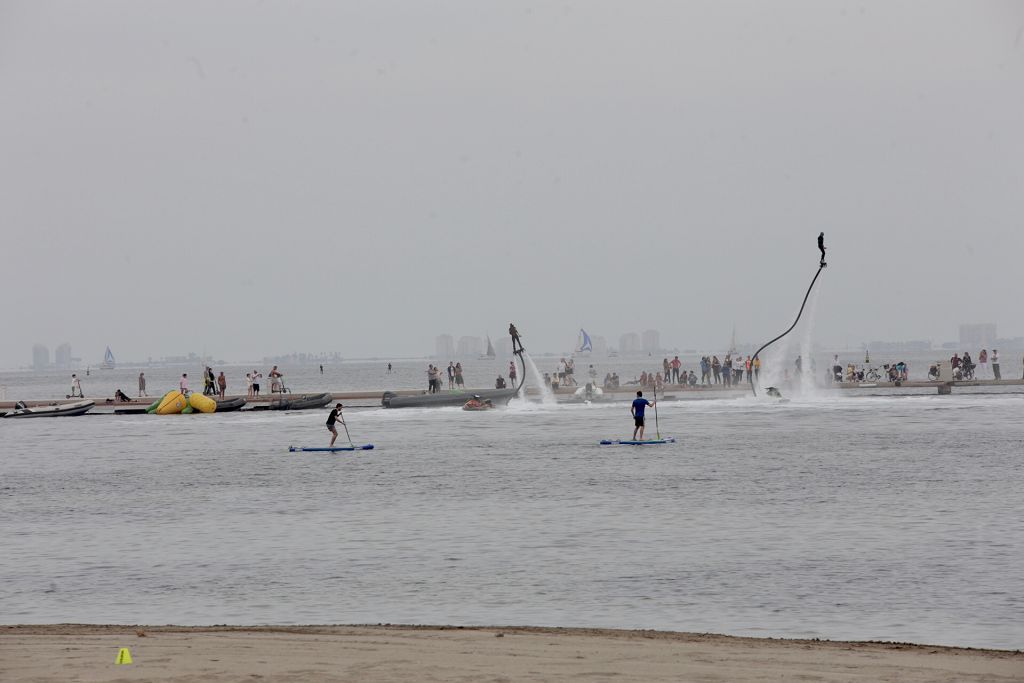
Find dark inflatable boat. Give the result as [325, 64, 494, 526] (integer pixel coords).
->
[215, 397, 247, 412]
[382, 387, 519, 409]
[268, 392, 333, 411]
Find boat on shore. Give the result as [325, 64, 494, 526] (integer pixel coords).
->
[2, 399, 95, 418]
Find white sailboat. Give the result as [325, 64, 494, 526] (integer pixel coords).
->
[101, 346, 115, 370]
[478, 335, 496, 360]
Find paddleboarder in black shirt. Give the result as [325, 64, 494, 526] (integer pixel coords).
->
[326, 403, 344, 447]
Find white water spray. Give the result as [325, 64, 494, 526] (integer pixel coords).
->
[798, 287, 822, 397]
[521, 352, 557, 405]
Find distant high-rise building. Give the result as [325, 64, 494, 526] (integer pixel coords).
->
[641, 329, 661, 353]
[456, 336, 483, 357]
[435, 334, 455, 359]
[54, 342, 72, 370]
[619, 332, 640, 355]
[959, 323, 996, 349]
[32, 344, 50, 371]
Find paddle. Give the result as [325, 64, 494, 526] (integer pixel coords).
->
[340, 417, 355, 448]
[653, 381, 661, 440]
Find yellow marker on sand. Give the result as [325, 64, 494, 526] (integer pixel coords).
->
[116, 647, 133, 665]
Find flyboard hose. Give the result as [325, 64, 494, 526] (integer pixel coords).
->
[748, 263, 826, 397]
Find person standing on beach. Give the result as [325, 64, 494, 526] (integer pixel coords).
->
[138, 372, 147, 397]
[179, 373, 189, 396]
[326, 403, 345, 447]
[70, 374, 83, 398]
[992, 349, 1001, 380]
[217, 371, 226, 399]
[631, 390, 654, 440]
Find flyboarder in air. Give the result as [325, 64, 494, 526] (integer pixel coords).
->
[509, 322, 523, 355]
[818, 232, 827, 267]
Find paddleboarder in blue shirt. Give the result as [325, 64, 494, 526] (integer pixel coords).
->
[326, 403, 344, 447]
[631, 390, 655, 440]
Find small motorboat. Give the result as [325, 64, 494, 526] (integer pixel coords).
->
[2, 399, 95, 418]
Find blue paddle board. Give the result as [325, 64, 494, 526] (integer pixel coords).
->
[289, 445, 374, 452]
[599, 437, 675, 446]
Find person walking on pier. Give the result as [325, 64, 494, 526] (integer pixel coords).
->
[631, 390, 655, 441]
[138, 372, 147, 398]
[217, 371, 226, 399]
[992, 349, 1001, 380]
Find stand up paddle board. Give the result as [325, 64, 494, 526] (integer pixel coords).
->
[289, 445, 374, 452]
[599, 437, 675, 446]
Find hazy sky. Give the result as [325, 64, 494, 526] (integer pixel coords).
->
[2, 1, 1022, 366]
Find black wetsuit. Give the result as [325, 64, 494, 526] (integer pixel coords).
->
[509, 324, 522, 353]
[818, 233, 826, 264]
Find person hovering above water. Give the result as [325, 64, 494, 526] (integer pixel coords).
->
[326, 403, 345, 447]
[818, 232, 827, 266]
[631, 390, 655, 441]
[509, 322, 523, 354]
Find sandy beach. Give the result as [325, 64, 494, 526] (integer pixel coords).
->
[1, 625, 1021, 682]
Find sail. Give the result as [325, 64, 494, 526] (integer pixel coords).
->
[578, 329, 593, 353]
[101, 346, 115, 369]
[485, 336, 496, 357]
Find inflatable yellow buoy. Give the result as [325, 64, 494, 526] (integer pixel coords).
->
[188, 392, 216, 414]
[155, 390, 187, 415]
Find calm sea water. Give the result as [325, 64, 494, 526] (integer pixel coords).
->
[2, 380, 1022, 649]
